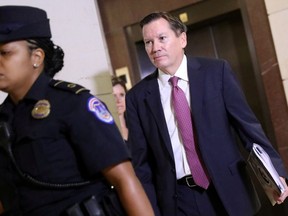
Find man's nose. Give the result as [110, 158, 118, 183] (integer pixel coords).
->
[152, 41, 161, 52]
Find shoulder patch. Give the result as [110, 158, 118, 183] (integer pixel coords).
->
[50, 79, 89, 94]
[87, 96, 114, 124]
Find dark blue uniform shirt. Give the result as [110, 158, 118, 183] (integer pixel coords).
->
[0, 73, 130, 216]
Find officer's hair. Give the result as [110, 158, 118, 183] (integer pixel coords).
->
[27, 38, 64, 78]
[140, 11, 187, 37]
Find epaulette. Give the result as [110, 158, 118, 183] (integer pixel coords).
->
[49, 79, 89, 94]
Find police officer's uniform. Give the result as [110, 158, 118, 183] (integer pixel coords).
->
[0, 72, 130, 215]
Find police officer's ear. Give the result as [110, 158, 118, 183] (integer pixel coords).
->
[31, 48, 45, 70]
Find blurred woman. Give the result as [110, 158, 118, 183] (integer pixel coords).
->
[112, 76, 129, 141]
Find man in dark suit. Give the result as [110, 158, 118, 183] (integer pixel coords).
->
[126, 11, 288, 216]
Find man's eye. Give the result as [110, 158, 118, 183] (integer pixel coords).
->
[144, 41, 152, 46]
[0, 51, 10, 56]
[159, 36, 166, 41]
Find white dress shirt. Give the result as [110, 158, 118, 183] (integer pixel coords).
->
[157, 55, 191, 179]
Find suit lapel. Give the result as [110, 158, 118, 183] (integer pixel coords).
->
[144, 72, 175, 159]
[187, 58, 203, 120]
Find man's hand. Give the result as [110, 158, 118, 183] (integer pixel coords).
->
[275, 177, 288, 204]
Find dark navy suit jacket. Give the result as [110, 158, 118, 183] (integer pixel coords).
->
[126, 56, 287, 216]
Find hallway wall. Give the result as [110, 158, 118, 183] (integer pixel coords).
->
[265, 0, 288, 105]
[0, 0, 120, 125]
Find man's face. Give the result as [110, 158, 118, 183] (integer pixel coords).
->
[142, 18, 187, 75]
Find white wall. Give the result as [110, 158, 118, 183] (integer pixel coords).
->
[0, 0, 119, 122]
[264, 0, 288, 106]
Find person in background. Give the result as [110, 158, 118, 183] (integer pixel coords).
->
[111, 76, 129, 141]
[125, 11, 288, 216]
[0, 5, 154, 216]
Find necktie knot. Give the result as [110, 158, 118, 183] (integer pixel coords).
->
[169, 76, 179, 87]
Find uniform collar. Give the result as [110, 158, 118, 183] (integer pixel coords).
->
[0, 73, 51, 121]
[24, 73, 51, 101]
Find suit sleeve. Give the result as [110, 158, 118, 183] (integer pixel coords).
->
[221, 60, 288, 178]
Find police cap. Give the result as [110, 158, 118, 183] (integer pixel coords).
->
[0, 5, 51, 43]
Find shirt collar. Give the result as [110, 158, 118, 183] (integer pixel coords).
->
[158, 55, 188, 86]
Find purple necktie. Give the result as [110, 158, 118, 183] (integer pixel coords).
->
[169, 76, 210, 189]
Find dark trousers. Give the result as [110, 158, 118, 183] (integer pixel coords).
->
[176, 183, 228, 216]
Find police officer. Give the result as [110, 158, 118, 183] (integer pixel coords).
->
[0, 5, 154, 216]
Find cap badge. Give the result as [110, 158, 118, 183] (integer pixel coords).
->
[31, 99, 51, 119]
